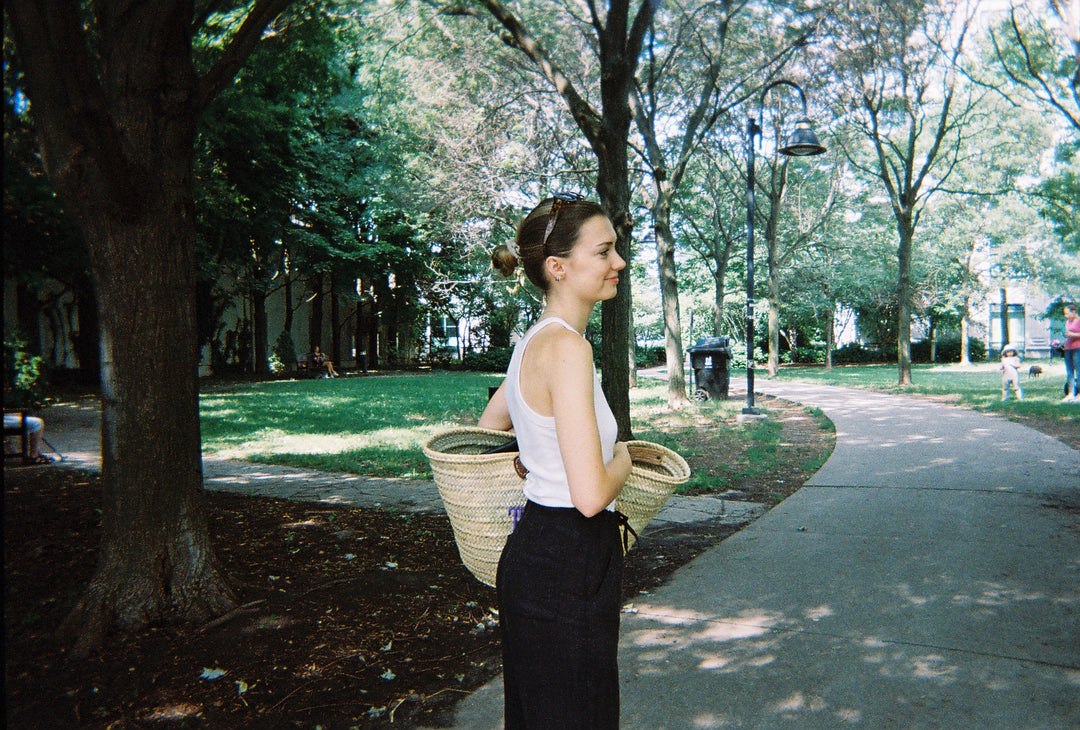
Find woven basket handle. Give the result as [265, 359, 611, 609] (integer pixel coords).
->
[627, 443, 664, 466]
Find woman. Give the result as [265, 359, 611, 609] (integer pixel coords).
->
[311, 345, 339, 378]
[1063, 304, 1080, 402]
[478, 195, 632, 728]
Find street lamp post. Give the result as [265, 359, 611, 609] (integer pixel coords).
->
[743, 79, 826, 416]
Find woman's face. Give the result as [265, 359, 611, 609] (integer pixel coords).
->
[1066, 307, 1078, 320]
[558, 215, 625, 302]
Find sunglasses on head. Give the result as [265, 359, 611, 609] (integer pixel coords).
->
[542, 192, 585, 249]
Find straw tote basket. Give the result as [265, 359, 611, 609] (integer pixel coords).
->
[422, 427, 690, 587]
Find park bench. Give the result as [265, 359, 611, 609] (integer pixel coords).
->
[3, 410, 31, 462]
[296, 355, 319, 378]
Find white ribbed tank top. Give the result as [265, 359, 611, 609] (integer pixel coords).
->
[505, 317, 619, 509]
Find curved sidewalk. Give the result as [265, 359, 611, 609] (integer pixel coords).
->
[446, 382, 1080, 729]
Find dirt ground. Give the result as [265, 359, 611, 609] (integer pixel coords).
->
[0, 396, 859, 728]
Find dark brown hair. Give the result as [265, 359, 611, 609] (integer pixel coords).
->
[492, 196, 606, 291]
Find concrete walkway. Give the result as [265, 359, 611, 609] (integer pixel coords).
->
[444, 382, 1080, 729]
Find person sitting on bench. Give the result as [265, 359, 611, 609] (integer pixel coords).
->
[310, 345, 339, 378]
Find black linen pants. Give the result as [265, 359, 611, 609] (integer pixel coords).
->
[496, 500, 623, 729]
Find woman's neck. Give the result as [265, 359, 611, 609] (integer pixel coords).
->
[541, 298, 592, 335]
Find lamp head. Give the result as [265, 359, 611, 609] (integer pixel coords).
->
[780, 117, 826, 157]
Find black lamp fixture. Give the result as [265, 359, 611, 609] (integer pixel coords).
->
[744, 80, 826, 416]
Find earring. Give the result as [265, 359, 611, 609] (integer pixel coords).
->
[555, 275, 563, 282]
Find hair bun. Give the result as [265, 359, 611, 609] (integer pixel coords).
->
[491, 244, 518, 277]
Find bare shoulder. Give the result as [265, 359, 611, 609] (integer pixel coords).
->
[532, 325, 592, 369]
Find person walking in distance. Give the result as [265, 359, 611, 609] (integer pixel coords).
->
[1063, 304, 1080, 402]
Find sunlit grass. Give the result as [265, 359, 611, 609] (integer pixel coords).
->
[768, 361, 1078, 425]
[199, 371, 829, 491]
[200, 373, 502, 477]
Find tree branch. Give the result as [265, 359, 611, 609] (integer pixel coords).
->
[472, 0, 603, 144]
[5, 0, 140, 214]
[195, 0, 297, 112]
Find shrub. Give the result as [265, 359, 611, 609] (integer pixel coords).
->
[3, 333, 46, 408]
[271, 331, 297, 372]
[833, 342, 880, 364]
[635, 345, 666, 368]
[911, 336, 987, 363]
[791, 346, 824, 364]
[461, 347, 512, 373]
[727, 344, 765, 370]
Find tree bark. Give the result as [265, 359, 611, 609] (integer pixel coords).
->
[58, 168, 236, 658]
[651, 186, 688, 405]
[74, 287, 101, 380]
[896, 212, 915, 385]
[825, 303, 835, 370]
[6, 0, 292, 656]
[252, 289, 269, 374]
[959, 296, 971, 365]
[928, 316, 937, 363]
[309, 273, 324, 353]
[330, 270, 341, 365]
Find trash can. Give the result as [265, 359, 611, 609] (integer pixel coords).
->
[687, 337, 731, 401]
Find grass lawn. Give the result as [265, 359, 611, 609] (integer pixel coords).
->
[764, 361, 1079, 445]
[199, 372, 504, 478]
[198, 371, 827, 495]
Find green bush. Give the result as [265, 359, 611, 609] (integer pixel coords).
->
[461, 347, 512, 373]
[635, 345, 666, 368]
[911, 336, 987, 363]
[271, 331, 297, 372]
[791, 346, 823, 364]
[3, 333, 45, 408]
[727, 344, 765, 370]
[833, 342, 881, 364]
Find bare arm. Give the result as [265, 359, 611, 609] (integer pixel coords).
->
[548, 334, 631, 517]
[478, 382, 513, 431]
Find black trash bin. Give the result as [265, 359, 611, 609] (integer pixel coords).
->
[687, 337, 731, 401]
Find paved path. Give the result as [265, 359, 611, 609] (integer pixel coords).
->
[444, 382, 1080, 729]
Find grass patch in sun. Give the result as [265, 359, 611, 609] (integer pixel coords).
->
[768, 362, 1078, 443]
[199, 372, 835, 496]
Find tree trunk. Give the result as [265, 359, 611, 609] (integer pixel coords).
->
[252, 289, 268, 374]
[4, 0, 294, 656]
[74, 286, 101, 380]
[330, 270, 341, 365]
[713, 252, 729, 337]
[825, 304, 835, 370]
[959, 296, 971, 365]
[309, 273, 324, 353]
[763, 159, 787, 379]
[767, 275, 781, 377]
[652, 187, 688, 406]
[358, 295, 371, 367]
[61, 195, 235, 658]
[282, 248, 294, 334]
[896, 213, 915, 385]
[474, 0, 654, 441]
[928, 316, 937, 363]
